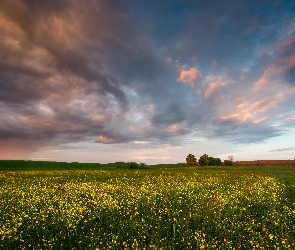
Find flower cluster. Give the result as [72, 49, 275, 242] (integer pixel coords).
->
[0, 169, 294, 249]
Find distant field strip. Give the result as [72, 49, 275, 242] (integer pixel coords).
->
[0, 169, 294, 249]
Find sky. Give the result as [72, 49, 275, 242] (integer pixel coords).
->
[1, 0, 295, 164]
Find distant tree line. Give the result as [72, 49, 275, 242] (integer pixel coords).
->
[186, 154, 233, 166]
[128, 162, 149, 169]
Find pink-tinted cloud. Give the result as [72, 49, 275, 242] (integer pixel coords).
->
[258, 37, 295, 88]
[177, 67, 201, 87]
[220, 112, 253, 122]
[220, 94, 285, 124]
[95, 135, 119, 144]
[277, 37, 295, 54]
[276, 38, 295, 84]
[283, 54, 295, 73]
[205, 80, 227, 98]
[220, 113, 240, 120]
[254, 67, 278, 91]
[165, 124, 182, 133]
[253, 117, 267, 124]
[253, 36, 295, 93]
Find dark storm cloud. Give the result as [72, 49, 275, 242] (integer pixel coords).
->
[0, 0, 132, 106]
[0, 0, 139, 156]
[151, 101, 186, 126]
[210, 119, 284, 144]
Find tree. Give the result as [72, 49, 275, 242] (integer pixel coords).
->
[208, 157, 222, 166]
[208, 157, 215, 166]
[139, 163, 148, 169]
[129, 162, 139, 169]
[199, 154, 209, 166]
[186, 154, 198, 166]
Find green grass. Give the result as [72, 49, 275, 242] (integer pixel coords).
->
[0, 165, 294, 249]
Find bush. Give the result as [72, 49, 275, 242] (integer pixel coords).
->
[224, 160, 234, 166]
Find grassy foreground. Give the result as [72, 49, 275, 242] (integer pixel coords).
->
[0, 166, 295, 249]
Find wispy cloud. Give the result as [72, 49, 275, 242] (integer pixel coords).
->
[269, 146, 295, 152]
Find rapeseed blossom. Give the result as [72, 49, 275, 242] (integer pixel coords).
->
[0, 169, 294, 249]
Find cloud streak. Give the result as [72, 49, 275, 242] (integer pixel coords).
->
[269, 146, 295, 153]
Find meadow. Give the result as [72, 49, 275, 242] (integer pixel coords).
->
[0, 165, 294, 249]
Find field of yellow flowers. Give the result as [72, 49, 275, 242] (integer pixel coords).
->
[0, 167, 295, 249]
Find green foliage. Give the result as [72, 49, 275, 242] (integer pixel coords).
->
[224, 160, 234, 166]
[198, 155, 222, 166]
[186, 154, 198, 166]
[208, 157, 222, 166]
[139, 163, 149, 169]
[199, 154, 209, 166]
[208, 157, 215, 166]
[129, 162, 139, 169]
[215, 158, 222, 166]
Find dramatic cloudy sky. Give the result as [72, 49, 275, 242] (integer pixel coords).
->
[1, 0, 295, 164]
